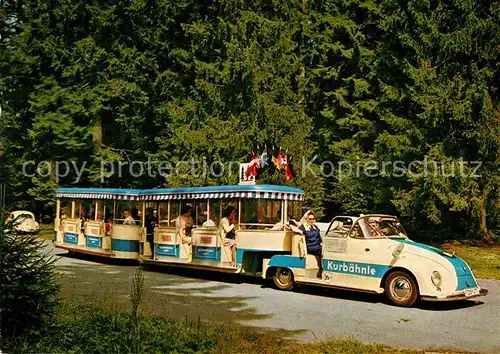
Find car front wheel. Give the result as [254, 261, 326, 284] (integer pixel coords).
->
[385, 271, 418, 307]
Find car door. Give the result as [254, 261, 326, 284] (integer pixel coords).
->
[321, 216, 357, 288]
[323, 217, 393, 291]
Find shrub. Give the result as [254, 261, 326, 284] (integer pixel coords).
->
[4, 303, 220, 354]
[0, 207, 60, 342]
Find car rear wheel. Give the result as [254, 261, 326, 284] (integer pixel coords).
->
[272, 267, 294, 290]
[385, 271, 418, 307]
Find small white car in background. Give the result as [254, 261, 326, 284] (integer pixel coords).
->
[9, 210, 40, 234]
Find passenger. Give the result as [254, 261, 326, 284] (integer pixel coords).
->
[123, 210, 136, 225]
[299, 210, 323, 278]
[89, 206, 95, 220]
[218, 206, 238, 266]
[79, 205, 87, 233]
[145, 208, 157, 248]
[350, 223, 363, 238]
[105, 215, 113, 236]
[367, 217, 387, 237]
[175, 205, 194, 244]
[96, 210, 103, 221]
[257, 207, 265, 224]
[197, 205, 208, 225]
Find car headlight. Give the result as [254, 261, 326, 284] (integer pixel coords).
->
[431, 271, 442, 287]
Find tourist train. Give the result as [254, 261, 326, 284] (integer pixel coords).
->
[54, 183, 487, 307]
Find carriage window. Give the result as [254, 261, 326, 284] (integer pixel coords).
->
[88, 200, 102, 221]
[60, 200, 71, 219]
[170, 201, 181, 225]
[102, 200, 113, 223]
[221, 199, 238, 212]
[158, 202, 169, 226]
[95, 201, 104, 221]
[76, 200, 92, 220]
[207, 199, 221, 227]
[196, 200, 208, 226]
[288, 201, 303, 221]
[114, 201, 141, 225]
[241, 199, 281, 229]
[179, 200, 195, 226]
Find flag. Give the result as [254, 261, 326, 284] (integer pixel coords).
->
[245, 153, 259, 177]
[271, 148, 294, 180]
[285, 156, 294, 180]
[272, 150, 287, 170]
[272, 155, 280, 169]
[259, 146, 269, 168]
[276, 151, 287, 169]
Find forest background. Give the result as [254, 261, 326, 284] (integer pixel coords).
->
[1, 0, 499, 242]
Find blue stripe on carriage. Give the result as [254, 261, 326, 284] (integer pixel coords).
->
[64, 232, 78, 244]
[268, 255, 306, 268]
[111, 239, 140, 252]
[236, 248, 283, 264]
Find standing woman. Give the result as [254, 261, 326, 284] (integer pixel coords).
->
[299, 210, 323, 278]
[219, 206, 238, 266]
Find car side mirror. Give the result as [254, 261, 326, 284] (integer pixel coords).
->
[392, 243, 404, 258]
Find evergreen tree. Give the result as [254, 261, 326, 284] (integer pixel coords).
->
[1, 0, 498, 238]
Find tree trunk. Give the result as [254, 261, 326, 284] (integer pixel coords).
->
[92, 115, 102, 153]
[297, 0, 307, 104]
[479, 197, 493, 244]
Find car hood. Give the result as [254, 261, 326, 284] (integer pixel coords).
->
[393, 239, 477, 290]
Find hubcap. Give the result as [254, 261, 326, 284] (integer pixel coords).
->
[390, 276, 412, 301]
[277, 268, 291, 285]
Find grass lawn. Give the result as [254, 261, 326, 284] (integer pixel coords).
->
[439, 242, 500, 280]
[5, 301, 458, 354]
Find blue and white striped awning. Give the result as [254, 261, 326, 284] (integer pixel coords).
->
[54, 193, 142, 201]
[56, 185, 305, 202]
[55, 188, 142, 201]
[142, 191, 304, 201]
[142, 184, 304, 201]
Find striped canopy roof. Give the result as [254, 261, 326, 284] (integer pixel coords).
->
[55, 188, 143, 201]
[55, 185, 305, 202]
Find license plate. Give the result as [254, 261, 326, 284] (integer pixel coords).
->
[464, 288, 480, 297]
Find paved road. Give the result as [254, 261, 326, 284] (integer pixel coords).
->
[48, 243, 499, 353]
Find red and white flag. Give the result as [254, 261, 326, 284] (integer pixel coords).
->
[245, 152, 259, 177]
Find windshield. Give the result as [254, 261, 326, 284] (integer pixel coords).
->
[362, 216, 408, 238]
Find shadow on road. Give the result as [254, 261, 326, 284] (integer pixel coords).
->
[417, 299, 484, 311]
[56, 250, 137, 266]
[56, 259, 308, 339]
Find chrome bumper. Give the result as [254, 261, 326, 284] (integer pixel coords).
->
[421, 288, 488, 302]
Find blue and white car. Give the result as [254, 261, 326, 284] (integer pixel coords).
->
[264, 214, 488, 307]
